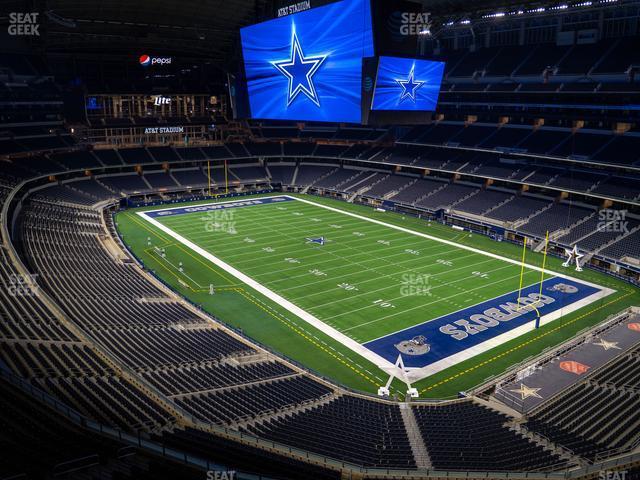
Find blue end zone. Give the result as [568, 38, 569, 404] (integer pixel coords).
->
[146, 196, 294, 218]
[363, 277, 603, 368]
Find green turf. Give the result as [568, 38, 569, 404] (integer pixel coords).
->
[153, 196, 551, 343]
[115, 193, 640, 398]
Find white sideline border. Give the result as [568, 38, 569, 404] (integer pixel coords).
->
[137, 194, 616, 386]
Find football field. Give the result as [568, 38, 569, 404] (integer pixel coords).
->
[133, 194, 614, 388]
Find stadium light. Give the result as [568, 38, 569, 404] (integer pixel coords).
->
[483, 12, 506, 18]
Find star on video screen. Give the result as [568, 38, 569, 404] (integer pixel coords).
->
[240, 0, 374, 123]
[371, 56, 445, 111]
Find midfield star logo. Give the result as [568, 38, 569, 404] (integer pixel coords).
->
[273, 29, 327, 107]
[305, 236, 325, 245]
[396, 65, 424, 102]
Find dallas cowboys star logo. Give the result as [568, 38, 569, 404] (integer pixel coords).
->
[273, 29, 326, 107]
[562, 245, 584, 271]
[306, 236, 325, 246]
[593, 339, 621, 351]
[510, 383, 543, 400]
[396, 65, 425, 102]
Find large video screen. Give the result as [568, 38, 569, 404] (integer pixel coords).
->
[371, 56, 445, 111]
[240, 0, 374, 123]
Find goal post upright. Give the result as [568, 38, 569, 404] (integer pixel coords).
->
[225, 159, 229, 194]
[538, 230, 550, 300]
[535, 231, 550, 328]
[516, 237, 527, 311]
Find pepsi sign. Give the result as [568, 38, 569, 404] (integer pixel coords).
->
[139, 54, 173, 67]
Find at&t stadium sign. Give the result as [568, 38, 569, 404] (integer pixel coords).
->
[144, 126, 185, 134]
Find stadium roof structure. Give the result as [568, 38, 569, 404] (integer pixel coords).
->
[420, 0, 546, 14]
[7, 0, 632, 62]
[2, 0, 271, 61]
[415, 0, 639, 14]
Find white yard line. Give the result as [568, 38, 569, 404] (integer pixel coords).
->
[298, 255, 497, 309]
[288, 195, 609, 291]
[233, 236, 436, 272]
[257, 242, 455, 289]
[176, 221, 390, 257]
[336, 263, 529, 327]
[178, 204, 477, 291]
[192, 226, 409, 261]
[262, 242, 456, 289]
[288, 250, 482, 301]
[178, 219, 452, 290]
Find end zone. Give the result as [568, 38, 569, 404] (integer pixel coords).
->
[363, 276, 615, 382]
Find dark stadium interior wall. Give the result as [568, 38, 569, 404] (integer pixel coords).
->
[61, 89, 87, 123]
[371, 0, 421, 56]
